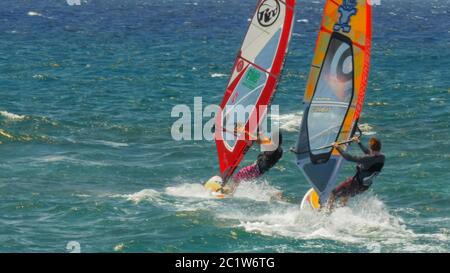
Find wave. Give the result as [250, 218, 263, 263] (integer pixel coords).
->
[0, 129, 14, 139]
[27, 11, 43, 17]
[35, 155, 109, 166]
[114, 177, 285, 208]
[269, 113, 374, 135]
[210, 73, 228, 78]
[217, 194, 448, 252]
[359, 123, 377, 136]
[32, 74, 57, 81]
[39, 155, 71, 163]
[66, 0, 82, 6]
[166, 183, 212, 199]
[270, 112, 303, 132]
[115, 189, 162, 204]
[230, 180, 284, 203]
[112, 181, 449, 252]
[0, 111, 26, 121]
[165, 180, 283, 203]
[86, 140, 129, 148]
[27, 11, 54, 20]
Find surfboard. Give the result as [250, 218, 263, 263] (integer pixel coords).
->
[300, 188, 321, 210]
[203, 177, 238, 199]
[204, 178, 225, 198]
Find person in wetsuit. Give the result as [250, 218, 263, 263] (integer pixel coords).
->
[221, 131, 283, 194]
[327, 136, 385, 210]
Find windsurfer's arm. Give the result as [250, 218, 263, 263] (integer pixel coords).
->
[357, 142, 370, 155]
[352, 136, 370, 154]
[334, 145, 362, 163]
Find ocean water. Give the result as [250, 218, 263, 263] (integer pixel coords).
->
[0, 0, 449, 253]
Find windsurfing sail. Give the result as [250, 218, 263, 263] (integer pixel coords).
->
[215, 0, 296, 182]
[293, 0, 372, 204]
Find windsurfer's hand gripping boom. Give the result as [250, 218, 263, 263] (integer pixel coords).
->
[331, 136, 361, 148]
[225, 123, 272, 145]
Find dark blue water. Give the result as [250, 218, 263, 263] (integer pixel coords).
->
[0, 0, 448, 252]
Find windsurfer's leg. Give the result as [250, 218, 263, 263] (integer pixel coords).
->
[222, 163, 261, 194]
[326, 192, 337, 211]
[340, 196, 350, 206]
[232, 163, 261, 182]
[328, 177, 354, 210]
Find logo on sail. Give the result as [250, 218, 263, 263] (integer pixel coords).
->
[334, 0, 358, 33]
[257, 0, 280, 27]
[243, 67, 263, 90]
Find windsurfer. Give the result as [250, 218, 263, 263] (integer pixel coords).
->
[326, 137, 385, 210]
[221, 130, 283, 195]
[204, 123, 284, 199]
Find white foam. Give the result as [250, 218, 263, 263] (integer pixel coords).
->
[36, 155, 109, 166]
[120, 189, 162, 204]
[0, 129, 13, 139]
[27, 11, 43, 17]
[430, 97, 445, 103]
[112, 183, 449, 251]
[232, 180, 284, 202]
[297, 19, 309, 23]
[216, 194, 443, 251]
[0, 111, 26, 121]
[114, 243, 124, 252]
[66, 0, 82, 6]
[39, 155, 70, 162]
[270, 112, 303, 132]
[73, 194, 91, 198]
[165, 180, 283, 203]
[165, 183, 212, 199]
[33, 74, 46, 80]
[359, 123, 377, 136]
[88, 140, 129, 148]
[210, 73, 227, 78]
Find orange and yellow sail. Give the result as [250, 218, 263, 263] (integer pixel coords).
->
[294, 0, 372, 204]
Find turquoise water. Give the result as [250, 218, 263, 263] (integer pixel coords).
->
[0, 0, 449, 252]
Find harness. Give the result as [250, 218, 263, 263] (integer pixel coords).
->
[355, 162, 384, 187]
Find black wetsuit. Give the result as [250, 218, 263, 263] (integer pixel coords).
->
[256, 147, 283, 174]
[332, 143, 385, 198]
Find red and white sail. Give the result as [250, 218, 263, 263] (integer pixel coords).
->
[215, 0, 296, 181]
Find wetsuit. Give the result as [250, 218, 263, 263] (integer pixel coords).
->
[233, 147, 283, 182]
[257, 147, 283, 174]
[332, 143, 385, 198]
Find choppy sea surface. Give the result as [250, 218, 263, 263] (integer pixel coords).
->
[0, 0, 449, 252]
